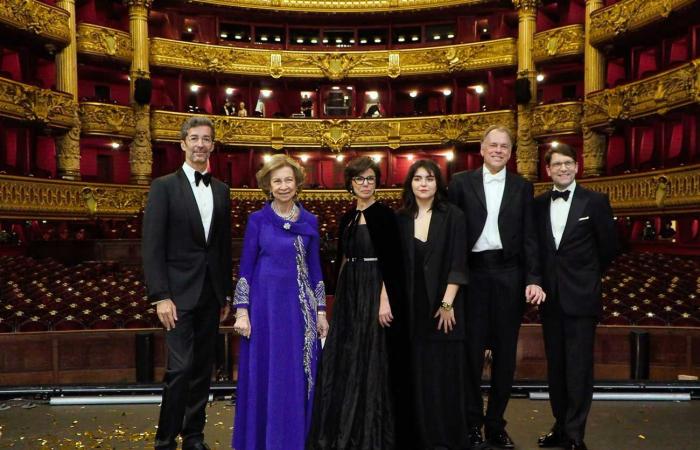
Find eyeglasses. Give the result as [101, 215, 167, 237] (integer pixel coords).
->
[549, 160, 576, 170]
[186, 135, 213, 145]
[352, 176, 376, 185]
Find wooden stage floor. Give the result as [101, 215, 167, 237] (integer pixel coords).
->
[0, 397, 698, 449]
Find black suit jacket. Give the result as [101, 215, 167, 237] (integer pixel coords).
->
[448, 167, 541, 286]
[142, 168, 233, 310]
[397, 203, 468, 340]
[534, 185, 618, 317]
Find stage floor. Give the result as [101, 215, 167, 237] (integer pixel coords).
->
[0, 397, 698, 449]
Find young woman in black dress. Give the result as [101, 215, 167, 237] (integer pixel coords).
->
[397, 159, 469, 450]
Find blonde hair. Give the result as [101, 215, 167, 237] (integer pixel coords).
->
[481, 124, 514, 148]
[256, 154, 306, 195]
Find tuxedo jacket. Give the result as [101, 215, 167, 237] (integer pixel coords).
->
[534, 185, 618, 317]
[142, 168, 233, 310]
[397, 203, 468, 340]
[448, 167, 541, 286]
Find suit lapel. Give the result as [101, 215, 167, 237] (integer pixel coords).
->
[559, 187, 588, 248]
[543, 191, 557, 251]
[424, 207, 444, 262]
[469, 169, 487, 211]
[498, 171, 517, 216]
[177, 169, 207, 247]
[206, 181, 221, 247]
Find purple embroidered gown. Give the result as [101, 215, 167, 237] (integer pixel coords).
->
[233, 203, 326, 450]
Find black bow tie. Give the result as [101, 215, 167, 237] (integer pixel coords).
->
[194, 171, 211, 187]
[551, 190, 570, 201]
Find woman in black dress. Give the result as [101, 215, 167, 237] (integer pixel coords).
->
[308, 156, 410, 450]
[397, 159, 469, 450]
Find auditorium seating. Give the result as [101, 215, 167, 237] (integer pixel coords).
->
[1, 251, 698, 332]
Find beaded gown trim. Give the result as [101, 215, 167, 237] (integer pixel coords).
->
[294, 236, 323, 398]
[233, 277, 250, 307]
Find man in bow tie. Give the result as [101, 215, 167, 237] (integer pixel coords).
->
[534, 144, 617, 450]
[142, 116, 233, 450]
[448, 125, 545, 449]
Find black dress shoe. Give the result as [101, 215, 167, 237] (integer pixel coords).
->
[485, 429, 515, 449]
[538, 429, 567, 447]
[567, 441, 588, 450]
[466, 426, 485, 449]
[183, 443, 210, 450]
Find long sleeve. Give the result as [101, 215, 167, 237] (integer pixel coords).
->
[593, 193, 618, 271]
[306, 216, 326, 311]
[234, 213, 260, 310]
[142, 178, 171, 302]
[447, 207, 468, 286]
[522, 181, 542, 286]
[221, 185, 234, 302]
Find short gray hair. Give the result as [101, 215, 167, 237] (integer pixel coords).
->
[481, 124, 514, 148]
[180, 116, 215, 141]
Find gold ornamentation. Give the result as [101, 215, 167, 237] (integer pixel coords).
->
[512, 0, 541, 12]
[531, 102, 583, 137]
[584, 59, 698, 129]
[590, 0, 695, 46]
[129, 105, 152, 185]
[533, 25, 584, 62]
[0, 0, 70, 45]
[151, 110, 515, 149]
[582, 126, 606, 177]
[79, 102, 136, 137]
[77, 23, 132, 63]
[185, 0, 489, 13]
[150, 38, 516, 78]
[125, 0, 153, 8]
[56, 114, 82, 180]
[516, 106, 538, 181]
[0, 76, 76, 129]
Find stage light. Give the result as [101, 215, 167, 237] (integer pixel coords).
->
[374, 37, 382, 43]
[332, 86, 340, 90]
[260, 36, 268, 42]
[398, 36, 405, 42]
[299, 155, 309, 163]
[407, 154, 414, 161]
[443, 88, 452, 96]
[336, 38, 343, 44]
[322, 38, 328, 44]
[190, 84, 200, 93]
[110, 142, 121, 149]
[336, 154, 345, 162]
[260, 89, 272, 98]
[537, 73, 545, 82]
[366, 91, 379, 101]
[311, 38, 318, 44]
[349, 39, 355, 44]
[186, 27, 193, 33]
[445, 151, 455, 162]
[346, 86, 353, 90]
[360, 38, 368, 44]
[274, 36, 281, 42]
[447, 33, 455, 38]
[234, 34, 242, 39]
[296, 38, 304, 44]
[220, 33, 228, 39]
[473, 85, 485, 94]
[225, 87, 234, 95]
[409, 90, 418, 98]
[551, 141, 560, 148]
[412, 36, 419, 41]
[263, 154, 272, 163]
[433, 35, 441, 40]
[371, 155, 382, 163]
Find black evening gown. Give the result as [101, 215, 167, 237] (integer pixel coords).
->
[411, 238, 468, 450]
[308, 224, 395, 450]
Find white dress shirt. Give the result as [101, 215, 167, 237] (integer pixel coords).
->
[472, 166, 506, 252]
[550, 180, 576, 249]
[182, 163, 214, 241]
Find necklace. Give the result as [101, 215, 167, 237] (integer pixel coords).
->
[272, 202, 297, 222]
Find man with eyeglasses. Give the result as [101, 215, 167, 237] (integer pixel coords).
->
[143, 116, 233, 450]
[534, 144, 617, 450]
[448, 125, 544, 449]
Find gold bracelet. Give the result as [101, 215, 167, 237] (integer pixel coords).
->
[440, 301, 453, 311]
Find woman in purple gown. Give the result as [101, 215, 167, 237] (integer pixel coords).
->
[232, 154, 329, 450]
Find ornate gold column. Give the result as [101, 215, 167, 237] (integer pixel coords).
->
[583, 0, 606, 177]
[513, 0, 540, 181]
[55, 0, 81, 180]
[128, 0, 153, 185]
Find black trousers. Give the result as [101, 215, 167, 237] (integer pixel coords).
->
[465, 251, 523, 432]
[542, 305, 597, 443]
[155, 274, 220, 450]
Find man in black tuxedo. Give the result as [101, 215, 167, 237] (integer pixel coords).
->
[142, 116, 233, 450]
[448, 125, 544, 449]
[534, 144, 617, 450]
